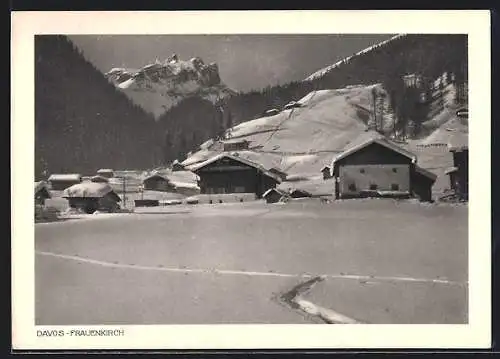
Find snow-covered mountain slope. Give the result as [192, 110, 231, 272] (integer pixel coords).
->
[183, 84, 387, 175]
[304, 34, 406, 81]
[105, 54, 235, 119]
[182, 81, 467, 195]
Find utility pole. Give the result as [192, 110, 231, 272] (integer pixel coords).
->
[121, 176, 126, 208]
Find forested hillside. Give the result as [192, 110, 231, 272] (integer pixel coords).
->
[35, 35, 161, 180]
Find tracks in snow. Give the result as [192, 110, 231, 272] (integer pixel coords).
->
[37, 251, 466, 324]
[279, 276, 361, 324]
[36, 251, 466, 286]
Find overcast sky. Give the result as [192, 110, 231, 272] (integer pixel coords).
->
[69, 34, 394, 92]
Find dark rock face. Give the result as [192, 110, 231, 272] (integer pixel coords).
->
[199, 62, 221, 87]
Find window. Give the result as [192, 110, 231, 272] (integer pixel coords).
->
[369, 184, 378, 190]
[348, 183, 357, 191]
[360, 168, 365, 174]
[391, 183, 399, 191]
[234, 186, 246, 193]
[392, 168, 398, 173]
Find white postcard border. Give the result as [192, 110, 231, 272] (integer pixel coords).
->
[11, 10, 491, 350]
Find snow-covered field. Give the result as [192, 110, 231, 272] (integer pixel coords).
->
[35, 198, 468, 324]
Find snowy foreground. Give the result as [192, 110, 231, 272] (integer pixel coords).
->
[35, 198, 468, 325]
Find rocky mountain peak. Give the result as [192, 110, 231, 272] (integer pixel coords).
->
[104, 55, 234, 119]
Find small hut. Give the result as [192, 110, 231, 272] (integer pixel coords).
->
[445, 166, 459, 191]
[411, 166, 437, 202]
[96, 169, 114, 178]
[62, 182, 121, 214]
[171, 160, 185, 172]
[448, 141, 468, 200]
[321, 165, 332, 180]
[290, 189, 313, 199]
[48, 174, 82, 191]
[283, 101, 303, 110]
[35, 181, 51, 205]
[264, 108, 280, 117]
[263, 188, 288, 204]
[455, 107, 468, 119]
[142, 174, 176, 192]
[90, 175, 109, 183]
[223, 139, 250, 152]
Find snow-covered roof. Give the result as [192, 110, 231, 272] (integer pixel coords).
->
[91, 175, 109, 182]
[376, 190, 411, 197]
[414, 166, 438, 182]
[331, 136, 417, 168]
[283, 101, 303, 109]
[268, 167, 288, 178]
[448, 133, 468, 152]
[421, 118, 468, 147]
[223, 138, 250, 145]
[48, 174, 82, 182]
[285, 173, 315, 182]
[262, 188, 288, 198]
[62, 182, 120, 200]
[171, 159, 184, 167]
[445, 166, 459, 175]
[169, 181, 199, 190]
[97, 168, 114, 174]
[189, 153, 283, 183]
[142, 173, 170, 182]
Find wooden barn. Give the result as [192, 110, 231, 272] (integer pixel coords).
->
[96, 169, 114, 178]
[62, 182, 121, 214]
[48, 174, 82, 191]
[330, 136, 435, 201]
[190, 154, 282, 198]
[35, 181, 51, 205]
[446, 143, 468, 200]
[142, 174, 176, 192]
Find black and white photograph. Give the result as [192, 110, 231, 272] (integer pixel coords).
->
[12, 10, 491, 350]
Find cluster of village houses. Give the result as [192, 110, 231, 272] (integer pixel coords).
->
[34, 126, 468, 215]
